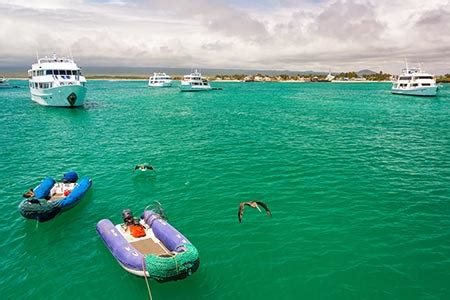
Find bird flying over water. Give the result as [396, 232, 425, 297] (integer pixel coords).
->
[238, 201, 271, 223]
[133, 164, 154, 172]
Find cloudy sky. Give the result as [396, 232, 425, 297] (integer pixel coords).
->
[0, 0, 449, 73]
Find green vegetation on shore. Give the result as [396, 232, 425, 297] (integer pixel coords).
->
[437, 74, 450, 83]
[212, 71, 392, 82]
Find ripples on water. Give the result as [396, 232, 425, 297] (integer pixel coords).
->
[0, 81, 449, 299]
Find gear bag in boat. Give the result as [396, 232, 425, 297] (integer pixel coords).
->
[130, 224, 146, 238]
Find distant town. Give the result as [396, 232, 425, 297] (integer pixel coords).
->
[3, 68, 450, 83]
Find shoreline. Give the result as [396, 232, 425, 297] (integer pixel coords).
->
[5, 77, 447, 84]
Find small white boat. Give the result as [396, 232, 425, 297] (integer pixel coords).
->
[28, 55, 87, 107]
[180, 70, 212, 92]
[148, 72, 172, 87]
[391, 63, 438, 97]
[0, 76, 12, 89]
[325, 70, 335, 82]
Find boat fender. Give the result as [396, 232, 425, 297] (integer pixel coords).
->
[64, 190, 71, 196]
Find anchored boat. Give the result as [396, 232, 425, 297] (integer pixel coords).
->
[96, 207, 200, 282]
[0, 76, 12, 89]
[391, 63, 438, 97]
[148, 72, 172, 87]
[28, 55, 87, 107]
[19, 171, 92, 222]
[180, 70, 212, 92]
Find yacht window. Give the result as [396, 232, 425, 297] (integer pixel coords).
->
[399, 76, 411, 80]
[60, 70, 67, 75]
[422, 83, 431, 86]
[46, 70, 53, 75]
[417, 76, 433, 80]
[412, 83, 418, 87]
[54, 70, 60, 75]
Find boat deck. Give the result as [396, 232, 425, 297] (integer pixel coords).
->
[130, 238, 172, 256]
[115, 223, 172, 256]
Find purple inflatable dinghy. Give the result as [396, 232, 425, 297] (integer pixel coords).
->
[96, 210, 199, 282]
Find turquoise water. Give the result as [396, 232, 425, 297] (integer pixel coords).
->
[1, 81, 449, 299]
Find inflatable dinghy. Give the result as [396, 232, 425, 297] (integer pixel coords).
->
[96, 208, 199, 282]
[19, 171, 92, 222]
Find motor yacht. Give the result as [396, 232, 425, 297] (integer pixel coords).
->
[28, 55, 87, 107]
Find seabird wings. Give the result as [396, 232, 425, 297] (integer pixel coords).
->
[255, 201, 271, 217]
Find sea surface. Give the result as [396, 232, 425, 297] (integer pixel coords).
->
[1, 81, 449, 299]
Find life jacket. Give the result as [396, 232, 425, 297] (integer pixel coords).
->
[130, 224, 146, 238]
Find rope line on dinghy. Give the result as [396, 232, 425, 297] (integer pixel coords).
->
[142, 256, 153, 300]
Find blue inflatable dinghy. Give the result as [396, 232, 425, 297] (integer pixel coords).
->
[19, 171, 92, 222]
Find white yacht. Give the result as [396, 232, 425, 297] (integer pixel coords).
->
[0, 76, 11, 88]
[28, 55, 87, 107]
[391, 64, 438, 97]
[180, 70, 212, 92]
[325, 70, 335, 82]
[148, 72, 172, 87]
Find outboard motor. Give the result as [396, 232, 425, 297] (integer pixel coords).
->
[122, 209, 135, 225]
[62, 171, 78, 183]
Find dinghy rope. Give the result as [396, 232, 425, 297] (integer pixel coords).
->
[142, 256, 153, 300]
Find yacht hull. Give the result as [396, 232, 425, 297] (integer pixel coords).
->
[180, 85, 212, 92]
[148, 81, 172, 88]
[30, 85, 87, 107]
[391, 86, 437, 97]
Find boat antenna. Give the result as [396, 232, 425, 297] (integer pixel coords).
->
[404, 58, 409, 72]
[35, 50, 39, 62]
[69, 48, 74, 61]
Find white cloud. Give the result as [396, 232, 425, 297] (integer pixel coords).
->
[0, 0, 449, 73]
